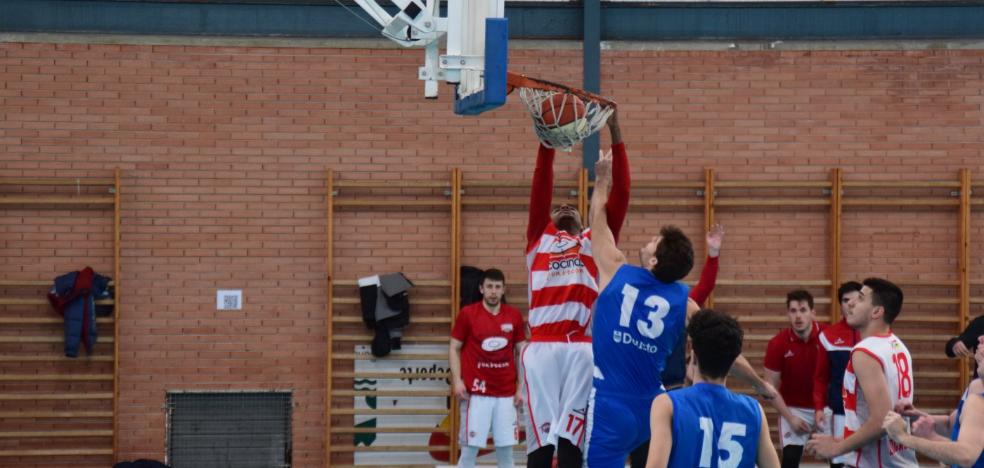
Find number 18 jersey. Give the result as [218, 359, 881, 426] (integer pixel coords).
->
[591, 264, 688, 396]
[843, 333, 918, 467]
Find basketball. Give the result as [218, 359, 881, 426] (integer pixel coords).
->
[540, 93, 586, 127]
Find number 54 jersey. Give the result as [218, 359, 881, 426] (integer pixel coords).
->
[592, 264, 688, 396]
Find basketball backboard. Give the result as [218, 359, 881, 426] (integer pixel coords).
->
[352, 0, 507, 115]
[446, 0, 508, 115]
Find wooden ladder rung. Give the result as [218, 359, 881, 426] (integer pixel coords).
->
[715, 199, 830, 207]
[329, 445, 449, 453]
[0, 393, 113, 400]
[332, 353, 447, 361]
[0, 430, 113, 438]
[332, 390, 448, 397]
[0, 317, 113, 325]
[0, 336, 114, 344]
[331, 335, 448, 344]
[332, 371, 450, 379]
[330, 427, 448, 434]
[332, 279, 451, 287]
[332, 297, 449, 306]
[0, 355, 114, 362]
[0, 448, 113, 457]
[0, 196, 115, 205]
[330, 409, 449, 416]
[0, 374, 113, 381]
[0, 178, 115, 186]
[0, 298, 114, 306]
[332, 316, 450, 325]
[0, 411, 113, 418]
[0, 280, 114, 287]
[716, 279, 831, 287]
[714, 297, 832, 305]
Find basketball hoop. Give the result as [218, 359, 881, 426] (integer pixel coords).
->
[507, 72, 617, 150]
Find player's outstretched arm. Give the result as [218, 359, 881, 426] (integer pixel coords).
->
[729, 354, 777, 401]
[590, 150, 626, 291]
[756, 403, 782, 468]
[605, 111, 630, 242]
[644, 394, 673, 468]
[527, 144, 556, 250]
[884, 394, 984, 467]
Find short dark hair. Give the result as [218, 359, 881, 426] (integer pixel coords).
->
[863, 277, 904, 324]
[688, 309, 743, 379]
[786, 289, 814, 310]
[481, 268, 505, 285]
[651, 225, 694, 283]
[838, 281, 863, 302]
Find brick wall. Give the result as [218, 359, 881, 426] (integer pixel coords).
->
[1, 40, 983, 466]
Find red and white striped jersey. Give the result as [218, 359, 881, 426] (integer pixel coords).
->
[526, 223, 597, 340]
[842, 332, 918, 468]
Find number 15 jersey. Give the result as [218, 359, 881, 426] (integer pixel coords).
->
[592, 264, 688, 396]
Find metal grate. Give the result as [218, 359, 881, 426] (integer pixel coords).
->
[166, 391, 292, 468]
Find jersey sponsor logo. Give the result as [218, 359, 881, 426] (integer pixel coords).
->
[477, 361, 510, 369]
[480, 336, 508, 352]
[612, 329, 660, 354]
[784, 350, 795, 358]
[834, 337, 845, 345]
[500, 323, 513, 333]
[548, 254, 584, 271]
[550, 237, 579, 253]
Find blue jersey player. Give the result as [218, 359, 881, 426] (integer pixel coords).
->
[646, 310, 780, 468]
[585, 152, 778, 468]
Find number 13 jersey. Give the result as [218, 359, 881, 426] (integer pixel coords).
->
[591, 264, 688, 396]
[843, 332, 918, 468]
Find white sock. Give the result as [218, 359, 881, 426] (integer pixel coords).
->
[494, 446, 515, 468]
[457, 445, 479, 468]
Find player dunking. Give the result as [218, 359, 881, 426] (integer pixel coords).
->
[522, 112, 628, 468]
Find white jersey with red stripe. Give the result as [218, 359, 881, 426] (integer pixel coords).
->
[526, 223, 598, 340]
[842, 332, 918, 468]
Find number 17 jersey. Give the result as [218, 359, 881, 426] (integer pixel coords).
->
[592, 264, 688, 396]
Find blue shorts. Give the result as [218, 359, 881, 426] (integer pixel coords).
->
[585, 388, 660, 468]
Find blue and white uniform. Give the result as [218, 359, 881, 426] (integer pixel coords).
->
[667, 383, 763, 468]
[584, 264, 689, 467]
[950, 388, 984, 468]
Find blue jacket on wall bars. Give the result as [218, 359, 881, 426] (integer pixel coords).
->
[47, 267, 112, 357]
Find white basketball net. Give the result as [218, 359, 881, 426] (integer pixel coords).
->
[517, 87, 616, 150]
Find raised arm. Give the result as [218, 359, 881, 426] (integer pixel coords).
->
[527, 144, 556, 250]
[605, 112, 629, 242]
[590, 151, 626, 292]
[689, 225, 723, 306]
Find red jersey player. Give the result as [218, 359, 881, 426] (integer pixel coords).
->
[451, 268, 526, 468]
[764, 289, 823, 467]
[523, 112, 628, 468]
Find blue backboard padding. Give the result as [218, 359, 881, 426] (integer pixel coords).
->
[454, 18, 508, 116]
